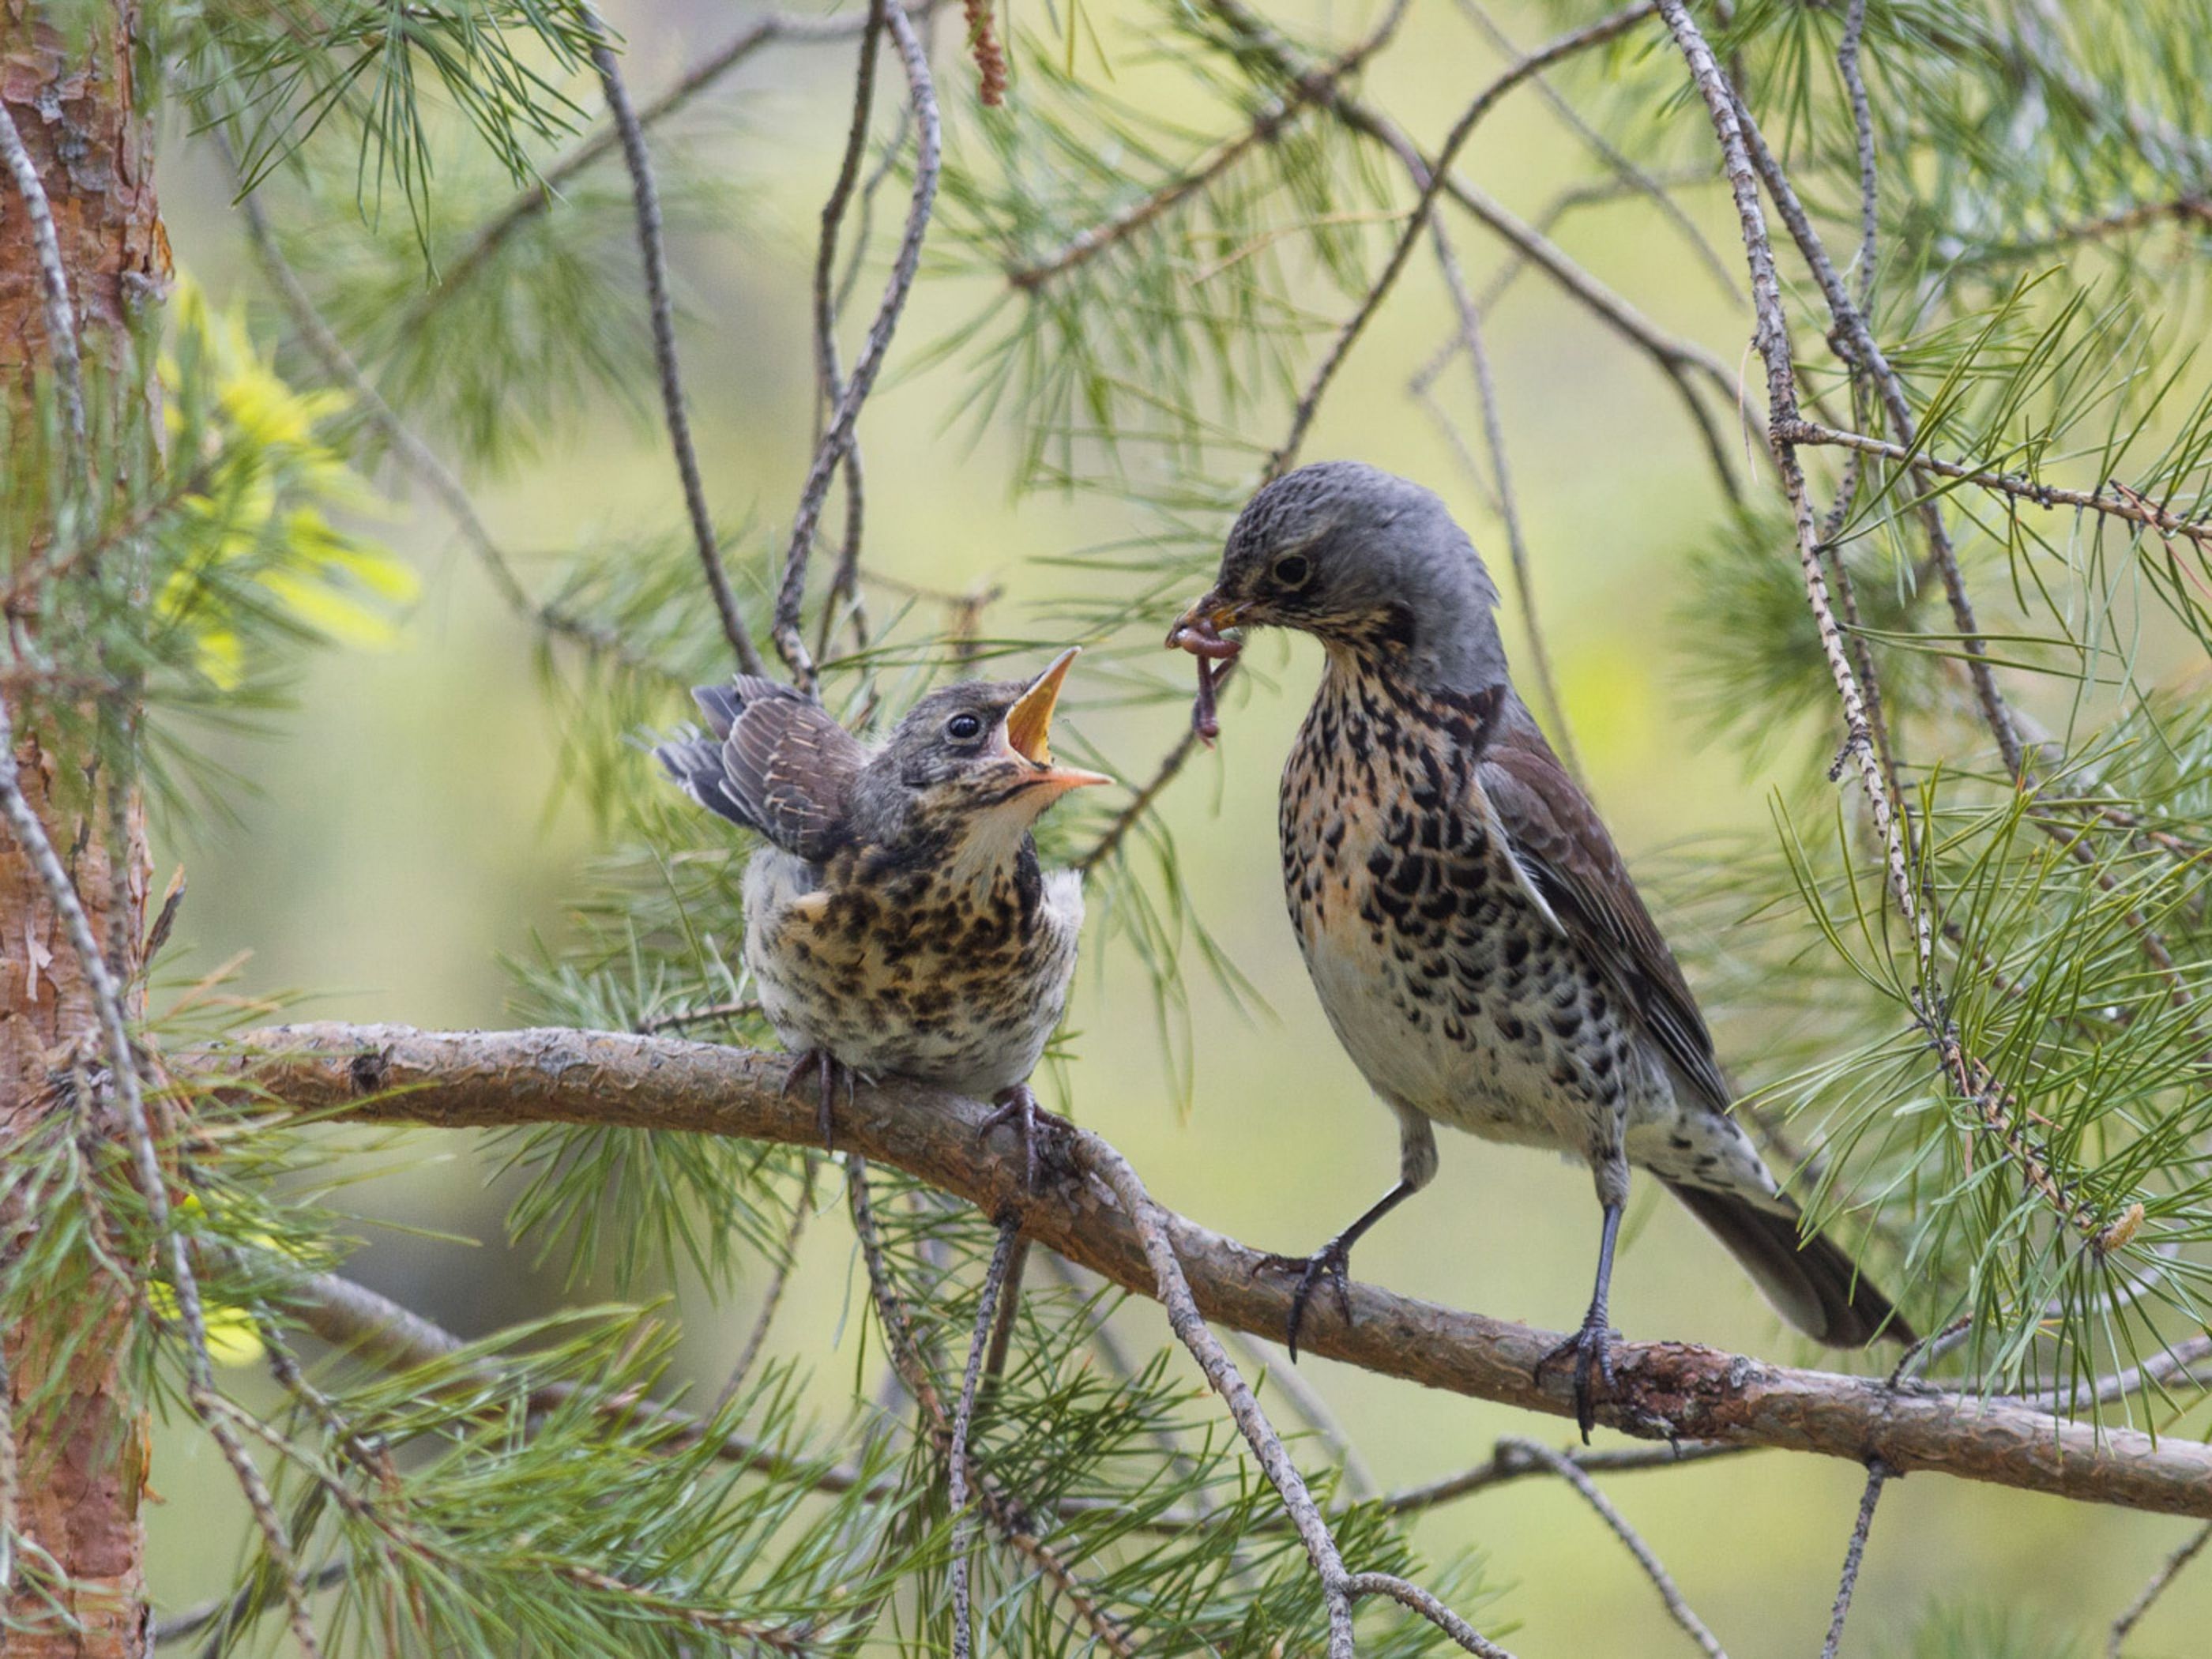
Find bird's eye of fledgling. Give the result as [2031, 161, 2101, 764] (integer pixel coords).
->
[1272, 551, 1313, 589]
[946, 712, 984, 743]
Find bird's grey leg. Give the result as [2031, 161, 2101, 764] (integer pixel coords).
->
[1277, 1113, 1437, 1363]
[1537, 1140, 1628, 1442]
[978, 1083, 1044, 1191]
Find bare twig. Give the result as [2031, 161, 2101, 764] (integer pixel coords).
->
[153, 1559, 356, 1650]
[1381, 1439, 1747, 1514]
[1344, 1572, 1517, 1659]
[413, 4, 935, 329]
[1075, 721, 1206, 875]
[1225, 1326, 1379, 1501]
[1495, 1437, 1726, 1657]
[950, 1216, 1021, 1659]
[190, 1022, 2212, 1520]
[715, 1158, 816, 1413]
[2109, 1522, 2212, 1658]
[1838, 0, 1877, 318]
[847, 1161, 1135, 1656]
[1076, 1133, 1359, 1655]
[1270, 1, 1661, 477]
[634, 997, 762, 1035]
[1448, 0, 1742, 303]
[0, 698, 325, 1658]
[1200, 0, 1744, 497]
[586, 13, 765, 675]
[0, 103, 87, 480]
[773, 0, 940, 693]
[1819, 1458, 1891, 1659]
[1430, 223, 1582, 778]
[1004, 0, 1412, 290]
[776, 0, 888, 688]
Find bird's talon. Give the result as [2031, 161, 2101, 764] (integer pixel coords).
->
[1536, 1319, 1620, 1443]
[1283, 1240, 1355, 1364]
[980, 1085, 1043, 1191]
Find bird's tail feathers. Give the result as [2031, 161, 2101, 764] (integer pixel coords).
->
[655, 734, 760, 834]
[1662, 1179, 1913, 1349]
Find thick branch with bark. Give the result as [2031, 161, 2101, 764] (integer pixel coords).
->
[180, 1024, 2212, 1521]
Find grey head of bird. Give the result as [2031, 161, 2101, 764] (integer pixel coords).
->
[1170, 461, 1510, 695]
[845, 649, 1112, 872]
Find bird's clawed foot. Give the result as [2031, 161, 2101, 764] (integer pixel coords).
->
[978, 1084, 1045, 1191]
[1262, 1236, 1358, 1364]
[782, 1049, 863, 1153]
[1535, 1314, 1620, 1443]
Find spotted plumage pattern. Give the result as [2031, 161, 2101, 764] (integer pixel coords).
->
[656, 658, 1106, 1166]
[1177, 461, 1907, 1428]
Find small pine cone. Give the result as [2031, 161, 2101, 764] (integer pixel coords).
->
[965, 0, 1008, 107]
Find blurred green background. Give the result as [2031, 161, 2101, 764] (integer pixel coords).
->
[137, 0, 2208, 1650]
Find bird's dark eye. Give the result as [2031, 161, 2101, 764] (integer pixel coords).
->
[1273, 552, 1312, 589]
[946, 713, 984, 742]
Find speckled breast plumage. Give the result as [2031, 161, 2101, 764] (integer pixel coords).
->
[743, 842, 1082, 1099]
[1281, 659, 1661, 1166]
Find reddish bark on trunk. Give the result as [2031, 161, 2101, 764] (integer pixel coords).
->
[2, 1, 164, 1650]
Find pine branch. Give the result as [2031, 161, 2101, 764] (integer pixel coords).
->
[181, 1023, 2212, 1520]
[1777, 418, 2212, 551]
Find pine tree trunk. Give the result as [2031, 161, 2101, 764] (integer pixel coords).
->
[2, 2, 164, 1651]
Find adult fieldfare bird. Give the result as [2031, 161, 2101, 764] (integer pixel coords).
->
[1170, 462, 1908, 1432]
[656, 650, 1110, 1177]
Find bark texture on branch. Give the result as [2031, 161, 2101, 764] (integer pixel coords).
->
[2, 4, 162, 1652]
[188, 1022, 2212, 1522]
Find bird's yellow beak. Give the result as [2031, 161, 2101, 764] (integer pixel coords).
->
[1166, 593, 1248, 657]
[1004, 648, 1113, 791]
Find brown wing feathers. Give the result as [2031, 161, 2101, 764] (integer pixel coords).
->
[1477, 720, 1736, 1115]
[656, 680, 866, 863]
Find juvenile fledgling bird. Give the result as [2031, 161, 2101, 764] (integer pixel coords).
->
[1170, 462, 1909, 1432]
[656, 650, 1110, 1176]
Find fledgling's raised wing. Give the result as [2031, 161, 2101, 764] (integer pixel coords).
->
[656, 679, 865, 863]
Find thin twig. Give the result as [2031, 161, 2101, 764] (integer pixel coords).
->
[2108, 1522, 2212, 1658]
[1449, 0, 1742, 303]
[714, 1158, 816, 1413]
[0, 699, 325, 1657]
[847, 1161, 1135, 1655]
[950, 1217, 1022, 1659]
[0, 103, 88, 481]
[153, 1559, 356, 1649]
[777, 0, 888, 687]
[1004, 0, 1412, 290]
[1344, 1572, 1517, 1658]
[1200, 0, 1744, 498]
[1820, 1458, 1891, 1659]
[586, 12, 765, 675]
[1270, 1, 1661, 478]
[1076, 1134, 1356, 1655]
[1431, 223, 1583, 779]
[773, 0, 940, 693]
[1381, 1439, 1747, 1514]
[633, 997, 762, 1035]
[1495, 1437, 1726, 1657]
[410, 4, 935, 330]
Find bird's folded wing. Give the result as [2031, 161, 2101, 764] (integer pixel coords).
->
[1477, 724, 1735, 1115]
[717, 683, 867, 865]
